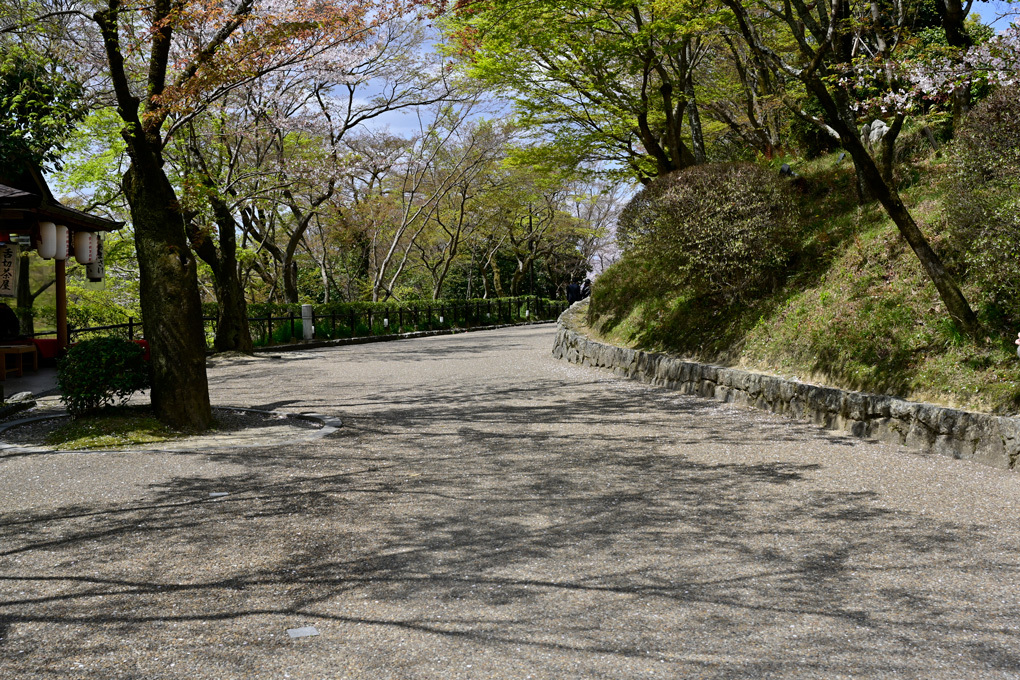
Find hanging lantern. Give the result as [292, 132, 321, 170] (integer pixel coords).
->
[54, 225, 69, 260]
[74, 231, 97, 264]
[38, 221, 57, 259]
[87, 235, 105, 282]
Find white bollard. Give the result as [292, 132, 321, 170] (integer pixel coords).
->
[301, 304, 314, 341]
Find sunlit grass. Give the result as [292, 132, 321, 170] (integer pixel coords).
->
[45, 409, 183, 450]
[589, 151, 1020, 414]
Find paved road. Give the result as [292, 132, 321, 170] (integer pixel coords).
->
[3, 325, 1020, 679]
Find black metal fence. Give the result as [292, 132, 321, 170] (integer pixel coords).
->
[60, 297, 568, 349]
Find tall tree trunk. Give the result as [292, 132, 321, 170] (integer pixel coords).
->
[123, 162, 214, 430]
[807, 83, 979, 336]
[211, 261, 251, 353]
[878, 114, 905, 185]
[95, 1, 212, 430]
[187, 168, 253, 354]
[491, 261, 505, 297]
[189, 226, 252, 354]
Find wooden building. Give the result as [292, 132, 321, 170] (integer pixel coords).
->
[0, 163, 122, 355]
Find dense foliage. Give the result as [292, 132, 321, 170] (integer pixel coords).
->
[0, 45, 85, 170]
[942, 87, 1020, 330]
[617, 163, 797, 300]
[57, 337, 150, 416]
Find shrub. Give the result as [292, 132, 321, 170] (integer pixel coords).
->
[58, 337, 150, 416]
[616, 163, 798, 300]
[942, 87, 1020, 329]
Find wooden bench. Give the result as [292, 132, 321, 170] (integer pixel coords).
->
[0, 344, 38, 380]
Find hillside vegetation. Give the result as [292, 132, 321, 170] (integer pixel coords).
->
[588, 119, 1020, 415]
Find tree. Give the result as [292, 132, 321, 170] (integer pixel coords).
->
[437, 0, 726, 181]
[341, 98, 506, 301]
[21, 0, 417, 428]
[408, 120, 510, 299]
[720, 0, 980, 336]
[0, 42, 85, 170]
[179, 16, 455, 314]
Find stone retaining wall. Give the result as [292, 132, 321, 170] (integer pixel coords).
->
[553, 303, 1020, 471]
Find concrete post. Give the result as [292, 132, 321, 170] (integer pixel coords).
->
[301, 304, 314, 341]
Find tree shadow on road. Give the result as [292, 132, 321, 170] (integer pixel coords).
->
[2, 347, 1019, 677]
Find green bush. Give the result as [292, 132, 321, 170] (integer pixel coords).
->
[942, 87, 1020, 330]
[616, 163, 798, 301]
[57, 337, 150, 416]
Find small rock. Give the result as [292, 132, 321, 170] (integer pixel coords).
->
[287, 626, 319, 638]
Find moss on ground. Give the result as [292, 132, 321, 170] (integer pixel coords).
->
[45, 408, 183, 450]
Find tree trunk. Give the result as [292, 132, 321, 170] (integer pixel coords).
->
[211, 264, 252, 354]
[807, 83, 979, 336]
[491, 261, 505, 297]
[283, 260, 299, 303]
[187, 188, 253, 354]
[124, 162, 214, 430]
[878, 114, 905, 185]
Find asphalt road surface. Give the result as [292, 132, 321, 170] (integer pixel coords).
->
[2, 324, 1020, 679]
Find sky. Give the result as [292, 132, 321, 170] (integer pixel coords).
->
[974, 0, 1017, 31]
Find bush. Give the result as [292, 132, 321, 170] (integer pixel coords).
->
[616, 163, 798, 300]
[942, 87, 1020, 329]
[58, 337, 150, 416]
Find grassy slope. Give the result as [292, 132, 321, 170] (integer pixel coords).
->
[589, 153, 1020, 415]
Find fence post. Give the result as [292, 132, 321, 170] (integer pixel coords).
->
[301, 305, 314, 341]
[330, 310, 336, 339]
[266, 311, 273, 345]
[367, 310, 373, 336]
[128, 317, 134, 340]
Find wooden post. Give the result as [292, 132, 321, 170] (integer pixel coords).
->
[55, 258, 67, 349]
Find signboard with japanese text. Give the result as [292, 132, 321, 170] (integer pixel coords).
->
[0, 243, 19, 298]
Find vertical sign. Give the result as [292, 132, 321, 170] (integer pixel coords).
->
[0, 243, 19, 298]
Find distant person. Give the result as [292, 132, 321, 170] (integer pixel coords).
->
[566, 281, 581, 304]
[580, 278, 591, 299]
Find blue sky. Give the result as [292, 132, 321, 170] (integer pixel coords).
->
[975, 0, 1017, 31]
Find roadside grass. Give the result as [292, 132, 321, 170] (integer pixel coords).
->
[45, 407, 183, 449]
[590, 152, 1020, 414]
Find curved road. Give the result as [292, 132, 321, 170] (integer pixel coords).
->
[2, 325, 1020, 678]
